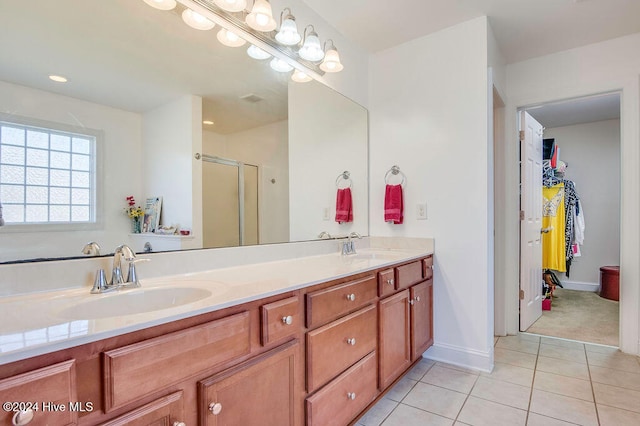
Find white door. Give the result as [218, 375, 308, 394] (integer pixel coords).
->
[519, 111, 544, 331]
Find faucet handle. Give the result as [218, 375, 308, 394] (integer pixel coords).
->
[123, 258, 150, 288]
[90, 269, 115, 294]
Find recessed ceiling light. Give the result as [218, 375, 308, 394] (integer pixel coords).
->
[203, 120, 215, 125]
[49, 75, 68, 83]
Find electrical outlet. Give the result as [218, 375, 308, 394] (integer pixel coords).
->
[322, 207, 331, 221]
[416, 203, 427, 220]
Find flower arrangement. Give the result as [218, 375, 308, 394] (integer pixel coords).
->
[125, 196, 144, 219]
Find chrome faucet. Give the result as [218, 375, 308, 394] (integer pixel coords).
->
[110, 244, 136, 287]
[341, 232, 362, 255]
[91, 244, 147, 294]
[81, 241, 102, 256]
[318, 231, 332, 239]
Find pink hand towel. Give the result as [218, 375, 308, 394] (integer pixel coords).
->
[335, 188, 353, 223]
[384, 184, 403, 224]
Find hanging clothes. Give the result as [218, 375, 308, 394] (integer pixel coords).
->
[542, 183, 566, 272]
[563, 180, 580, 277]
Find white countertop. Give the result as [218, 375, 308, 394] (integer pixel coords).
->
[0, 247, 431, 365]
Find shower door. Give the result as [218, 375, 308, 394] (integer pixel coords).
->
[202, 155, 258, 248]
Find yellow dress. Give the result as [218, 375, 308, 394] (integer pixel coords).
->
[542, 183, 566, 272]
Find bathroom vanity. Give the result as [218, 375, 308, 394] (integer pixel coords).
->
[0, 249, 433, 426]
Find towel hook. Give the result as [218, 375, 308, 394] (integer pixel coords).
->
[384, 165, 406, 186]
[336, 171, 352, 188]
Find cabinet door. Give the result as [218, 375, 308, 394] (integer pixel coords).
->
[378, 290, 411, 389]
[410, 280, 433, 361]
[101, 391, 184, 426]
[199, 340, 298, 426]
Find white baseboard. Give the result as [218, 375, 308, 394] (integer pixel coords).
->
[422, 342, 493, 373]
[560, 280, 599, 292]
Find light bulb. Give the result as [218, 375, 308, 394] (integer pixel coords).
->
[256, 13, 269, 26]
[275, 17, 301, 46]
[299, 28, 324, 62]
[247, 45, 271, 60]
[270, 58, 293, 73]
[320, 46, 344, 72]
[217, 28, 247, 47]
[246, 0, 276, 32]
[291, 69, 312, 83]
[182, 9, 215, 31]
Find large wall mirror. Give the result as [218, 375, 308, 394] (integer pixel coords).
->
[0, 0, 368, 263]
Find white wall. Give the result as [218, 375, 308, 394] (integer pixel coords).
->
[544, 119, 621, 288]
[369, 17, 493, 371]
[203, 120, 290, 244]
[0, 80, 142, 261]
[504, 33, 640, 355]
[289, 81, 369, 242]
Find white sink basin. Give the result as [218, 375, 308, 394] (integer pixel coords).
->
[57, 287, 212, 320]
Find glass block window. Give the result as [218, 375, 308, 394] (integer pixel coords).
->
[0, 120, 96, 224]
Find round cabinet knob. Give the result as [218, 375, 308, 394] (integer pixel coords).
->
[387, 278, 394, 286]
[282, 315, 293, 325]
[173, 422, 186, 426]
[346, 338, 356, 346]
[409, 299, 415, 305]
[209, 402, 223, 415]
[347, 392, 357, 400]
[346, 293, 356, 301]
[12, 409, 34, 426]
[415, 296, 421, 302]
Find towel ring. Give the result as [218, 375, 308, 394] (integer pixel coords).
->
[336, 171, 352, 189]
[384, 165, 406, 186]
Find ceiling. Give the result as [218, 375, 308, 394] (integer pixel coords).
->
[526, 92, 621, 129]
[301, 0, 640, 63]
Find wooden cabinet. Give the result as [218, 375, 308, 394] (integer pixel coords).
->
[306, 275, 377, 328]
[377, 268, 395, 297]
[198, 340, 299, 426]
[395, 260, 423, 290]
[0, 360, 77, 426]
[101, 391, 184, 426]
[261, 296, 300, 346]
[379, 290, 411, 389]
[411, 279, 433, 360]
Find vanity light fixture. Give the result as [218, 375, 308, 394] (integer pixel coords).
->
[319, 40, 344, 73]
[291, 69, 312, 83]
[143, 0, 177, 10]
[49, 75, 68, 83]
[217, 28, 247, 47]
[245, 0, 277, 32]
[247, 44, 272, 60]
[182, 8, 216, 30]
[212, 0, 247, 13]
[298, 25, 324, 62]
[270, 57, 293, 73]
[275, 8, 301, 46]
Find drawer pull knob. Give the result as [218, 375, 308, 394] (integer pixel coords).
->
[347, 392, 357, 400]
[282, 315, 293, 325]
[415, 296, 421, 302]
[173, 422, 186, 426]
[409, 299, 415, 305]
[387, 278, 394, 286]
[12, 409, 34, 426]
[209, 402, 223, 415]
[346, 293, 356, 301]
[346, 338, 356, 345]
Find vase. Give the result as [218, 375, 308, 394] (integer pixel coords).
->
[132, 217, 142, 234]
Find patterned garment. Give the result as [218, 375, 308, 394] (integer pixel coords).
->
[542, 183, 566, 272]
[563, 180, 579, 277]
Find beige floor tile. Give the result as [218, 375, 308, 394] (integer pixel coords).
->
[381, 404, 454, 426]
[494, 348, 537, 369]
[587, 351, 640, 373]
[402, 382, 467, 419]
[535, 355, 590, 380]
[422, 365, 478, 393]
[593, 382, 640, 413]
[435, 362, 481, 375]
[533, 371, 593, 401]
[470, 377, 530, 410]
[494, 336, 499, 345]
[495, 336, 539, 354]
[540, 336, 586, 350]
[590, 365, 640, 391]
[481, 362, 534, 387]
[538, 343, 587, 364]
[516, 333, 541, 343]
[406, 358, 435, 381]
[457, 396, 527, 426]
[584, 343, 619, 354]
[530, 389, 598, 426]
[598, 404, 640, 426]
[357, 398, 398, 426]
[386, 376, 417, 402]
[526, 413, 578, 425]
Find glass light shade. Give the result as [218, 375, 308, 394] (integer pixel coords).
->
[320, 47, 344, 72]
[143, 0, 177, 10]
[275, 18, 301, 46]
[270, 58, 293, 73]
[246, 0, 277, 32]
[291, 69, 312, 83]
[298, 32, 324, 62]
[217, 28, 246, 47]
[247, 44, 271, 60]
[213, 0, 247, 12]
[182, 9, 215, 31]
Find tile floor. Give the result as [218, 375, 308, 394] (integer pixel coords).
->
[355, 334, 640, 425]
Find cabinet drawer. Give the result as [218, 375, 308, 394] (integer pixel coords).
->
[423, 256, 434, 280]
[396, 261, 423, 290]
[306, 351, 378, 426]
[101, 391, 184, 426]
[306, 304, 377, 392]
[103, 311, 251, 411]
[306, 275, 377, 328]
[0, 360, 77, 426]
[261, 295, 300, 346]
[378, 268, 396, 297]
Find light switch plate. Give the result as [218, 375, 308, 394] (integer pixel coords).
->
[323, 207, 331, 221]
[417, 203, 427, 220]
